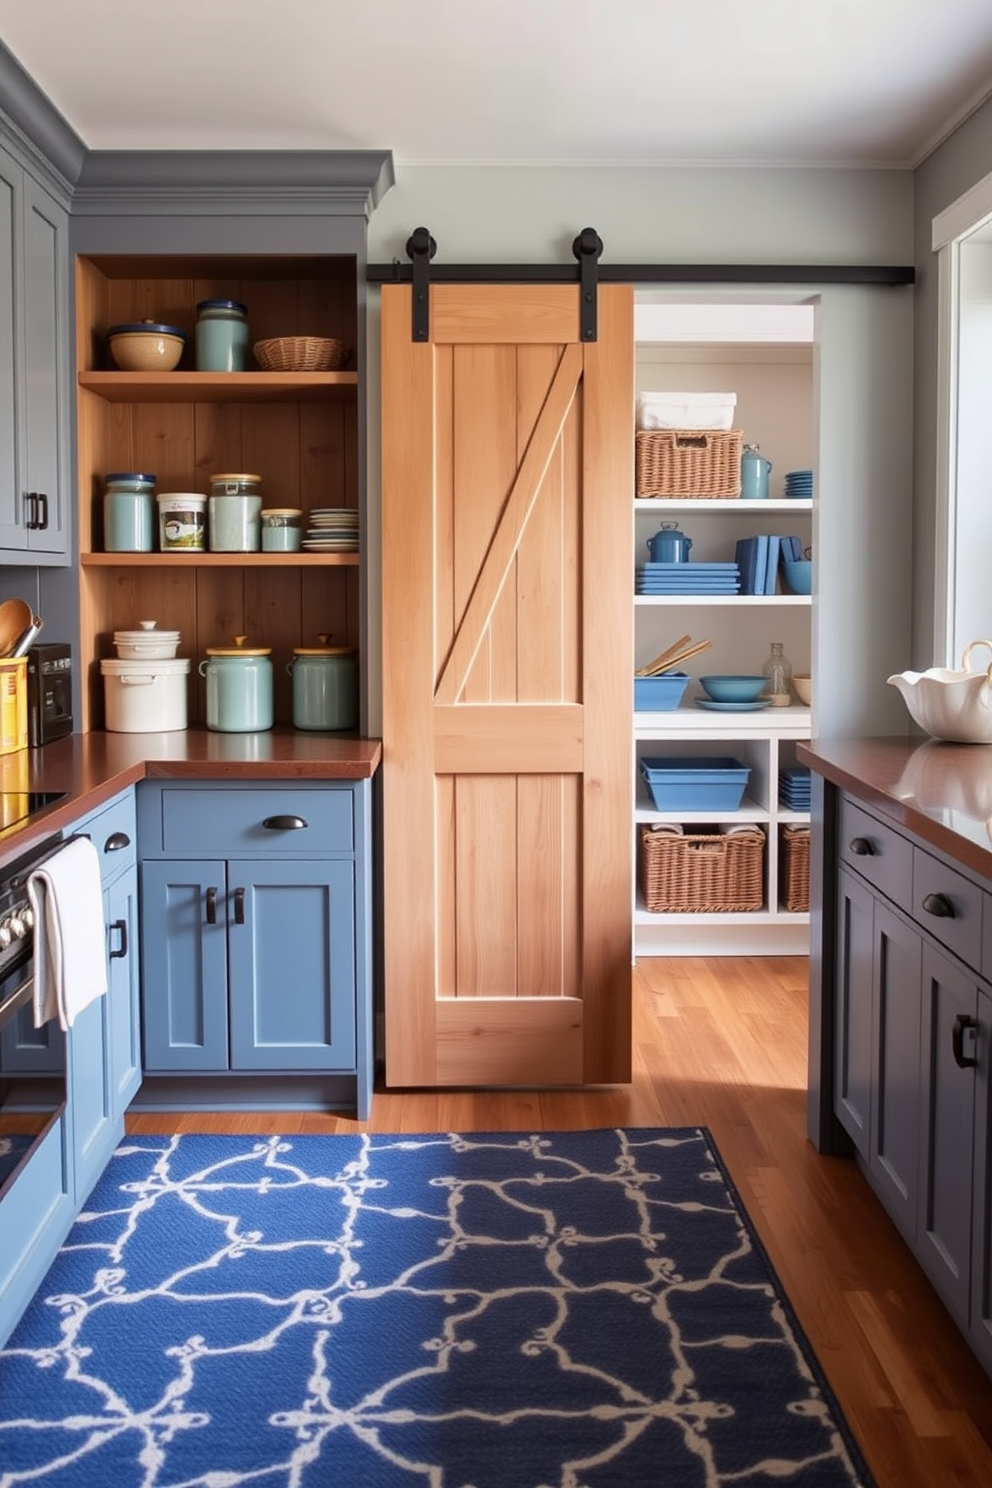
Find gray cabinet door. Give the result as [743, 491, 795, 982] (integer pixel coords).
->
[0, 148, 18, 551]
[972, 986, 992, 1374]
[835, 866, 875, 1155]
[20, 173, 68, 557]
[227, 859, 356, 1071]
[140, 858, 229, 1071]
[869, 899, 922, 1239]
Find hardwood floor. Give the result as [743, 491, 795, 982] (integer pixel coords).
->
[126, 956, 992, 1488]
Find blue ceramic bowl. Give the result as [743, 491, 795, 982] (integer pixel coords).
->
[783, 558, 813, 595]
[699, 674, 766, 703]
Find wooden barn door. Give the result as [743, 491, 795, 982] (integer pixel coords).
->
[381, 282, 633, 1088]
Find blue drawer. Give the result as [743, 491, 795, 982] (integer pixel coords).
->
[149, 785, 355, 856]
[639, 756, 750, 812]
[74, 788, 137, 883]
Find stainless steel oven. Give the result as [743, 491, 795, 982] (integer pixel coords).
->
[0, 818, 69, 1198]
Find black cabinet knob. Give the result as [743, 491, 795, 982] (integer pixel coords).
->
[104, 831, 130, 852]
[262, 815, 308, 831]
[922, 892, 955, 919]
[849, 837, 875, 856]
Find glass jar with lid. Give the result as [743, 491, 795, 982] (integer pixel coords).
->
[103, 472, 156, 552]
[260, 508, 303, 552]
[195, 298, 249, 372]
[208, 473, 262, 552]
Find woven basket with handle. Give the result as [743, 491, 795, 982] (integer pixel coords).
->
[635, 428, 743, 498]
[780, 824, 811, 912]
[638, 824, 765, 912]
[252, 336, 350, 372]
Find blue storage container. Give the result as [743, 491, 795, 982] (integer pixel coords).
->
[634, 672, 690, 711]
[639, 755, 751, 811]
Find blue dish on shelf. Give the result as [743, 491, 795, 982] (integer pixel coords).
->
[698, 674, 766, 703]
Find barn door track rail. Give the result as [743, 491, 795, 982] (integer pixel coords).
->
[368, 230, 915, 342]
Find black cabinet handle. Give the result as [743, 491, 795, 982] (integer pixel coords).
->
[35, 492, 48, 530]
[262, 815, 308, 831]
[104, 831, 130, 852]
[952, 1013, 978, 1069]
[849, 837, 875, 856]
[205, 886, 217, 925]
[922, 892, 956, 919]
[234, 886, 246, 924]
[109, 918, 128, 959]
[24, 492, 38, 529]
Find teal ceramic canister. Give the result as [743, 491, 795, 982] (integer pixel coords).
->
[741, 443, 772, 499]
[288, 638, 358, 730]
[199, 637, 273, 732]
[195, 298, 249, 372]
[103, 472, 156, 552]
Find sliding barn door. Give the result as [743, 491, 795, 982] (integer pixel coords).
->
[381, 282, 633, 1088]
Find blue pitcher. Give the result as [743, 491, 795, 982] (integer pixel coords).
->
[647, 522, 692, 563]
[741, 444, 772, 499]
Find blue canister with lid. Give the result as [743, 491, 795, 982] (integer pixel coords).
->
[288, 637, 358, 730]
[104, 472, 156, 552]
[195, 298, 249, 372]
[199, 637, 273, 732]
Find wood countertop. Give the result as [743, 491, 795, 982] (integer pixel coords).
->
[798, 734, 992, 881]
[0, 729, 382, 868]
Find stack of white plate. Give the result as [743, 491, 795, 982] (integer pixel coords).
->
[302, 508, 359, 552]
[112, 621, 181, 659]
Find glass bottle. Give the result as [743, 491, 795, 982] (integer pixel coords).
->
[762, 641, 793, 706]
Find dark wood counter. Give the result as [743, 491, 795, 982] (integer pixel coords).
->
[0, 729, 382, 866]
[798, 734, 992, 882]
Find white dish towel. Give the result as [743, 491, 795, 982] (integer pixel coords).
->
[27, 836, 108, 1031]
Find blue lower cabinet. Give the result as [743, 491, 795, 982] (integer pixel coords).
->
[105, 866, 141, 1116]
[140, 859, 229, 1071]
[0, 1114, 73, 1347]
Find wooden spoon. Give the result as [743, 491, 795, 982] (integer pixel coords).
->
[0, 599, 33, 657]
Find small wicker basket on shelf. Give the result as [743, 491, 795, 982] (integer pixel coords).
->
[779, 824, 811, 912]
[635, 428, 743, 499]
[638, 824, 765, 913]
[252, 336, 350, 372]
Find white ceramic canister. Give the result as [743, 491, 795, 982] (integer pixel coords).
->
[288, 638, 358, 730]
[112, 619, 181, 660]
[208, 473, 262, 552]
[157, 492, 206, 552]
[101, 657, 190, 732]
[199, 636, 273, 732]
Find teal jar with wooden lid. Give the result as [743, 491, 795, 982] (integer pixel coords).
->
[288, 637, 358, 731]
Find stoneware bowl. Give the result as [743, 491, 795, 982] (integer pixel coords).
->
[107, 321, 186, 372]
[699, 674, 766, 703]
[793, 674, 812, 705]
[783, 558, 813, 595]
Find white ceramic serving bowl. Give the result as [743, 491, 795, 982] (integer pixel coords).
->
[107, 321, 186, 372]
[793, 674, 812, 706]
[888, 640, 992, 743]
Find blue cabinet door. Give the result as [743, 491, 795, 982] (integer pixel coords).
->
[140, 858, 228, 1071]
[868, 899, 922, 1241]
[106, 866, 141, 1116]
[227, 859, 356, 1071]
[67, 992, 111, 1202]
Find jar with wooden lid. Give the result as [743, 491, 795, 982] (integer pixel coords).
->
[199, 636, 273, 732]
[208, 473, 262, 552]
[287, 636, 358, 731]
[260, 508, 303, 552]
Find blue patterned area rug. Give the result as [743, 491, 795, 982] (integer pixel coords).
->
[0, 1127, 875, 1487]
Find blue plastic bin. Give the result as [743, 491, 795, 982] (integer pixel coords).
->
[634, 672, 690, 712]
[639, 755, 751, 811]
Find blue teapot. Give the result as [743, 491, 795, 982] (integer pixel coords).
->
[741, 444, 772, 499]
[647, 521, 692, 563]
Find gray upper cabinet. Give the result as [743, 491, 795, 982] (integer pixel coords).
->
[0, 142, 70, 563]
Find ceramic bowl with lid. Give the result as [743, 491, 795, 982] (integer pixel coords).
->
[113, 620, 182, 660]
[107, 321, 186, 372]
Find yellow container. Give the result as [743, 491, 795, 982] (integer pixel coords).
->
[0, 656, 28, 755]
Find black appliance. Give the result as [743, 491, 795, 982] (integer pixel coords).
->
[26, 643, 73, 747]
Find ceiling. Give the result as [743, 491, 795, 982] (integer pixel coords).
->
[2, 0, 992, 170]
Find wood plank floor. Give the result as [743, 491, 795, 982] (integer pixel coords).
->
[127, 955, 992, 1488]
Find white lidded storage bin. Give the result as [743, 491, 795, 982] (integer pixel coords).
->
[636, 391, 737, 431]
[101, 657, 189, 732]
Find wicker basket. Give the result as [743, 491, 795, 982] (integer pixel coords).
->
[635, 428, 743, 499]
[252, 336, 350, 372]
[780, 824, 811, 912]
[638, 824, 765, 913]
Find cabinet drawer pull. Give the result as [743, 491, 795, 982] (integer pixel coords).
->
[849, 837, 875, 856]
[922, 891, 956, 919]
[234, 886, 246, 925]
[262, 814, 309, 831]
[109, 918, 128, 960]
[104, 831, 130, 852]
[952, 1013, 978, 1069]
[205, 886, 217, 925]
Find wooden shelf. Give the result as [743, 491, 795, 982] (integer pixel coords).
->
[78, 370, 358, 404]
[81, 551, 359, 568]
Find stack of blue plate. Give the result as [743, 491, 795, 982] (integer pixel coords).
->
[784, 469, 813, 499]
[779, 767, 811, 810]
[636, 562, 740, 595]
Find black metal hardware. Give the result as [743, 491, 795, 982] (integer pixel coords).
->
[849, 838, 875, 856]
[234, 886, 245, 925]
[262, 815, 308, 831]
[24, 492, 39, 529]
[35, 492, 48, 530]
[368, 261, 915, 288]
[205, 886, 217, 925]
[952, 1013, 978, 1069]
[573, 228, 603, 342]
[109, 918, 127, 960]
[922, 892, 955, 919]
[104, 831, 130, 853]
[407, 226, 437, 343]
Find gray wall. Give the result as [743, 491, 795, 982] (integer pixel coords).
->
[914, 100, 992, 666]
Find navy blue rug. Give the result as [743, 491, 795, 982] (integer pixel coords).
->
[0, 1128, 875, 1486]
